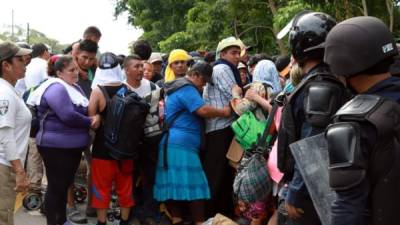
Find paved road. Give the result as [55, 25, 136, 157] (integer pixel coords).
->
[14, 194, 100, 225]
[14, 205, 101, 225]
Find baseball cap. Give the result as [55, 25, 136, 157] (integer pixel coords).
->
[99, 52, 119, 69]
[275, 55, 291, 78]
[238, 62, 247, 70]
[0, 41, 32, 61]
[149, 52, 163, 63]
[16, 42, 31, 49]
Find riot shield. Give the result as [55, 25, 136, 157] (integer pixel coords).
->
[289, 133, 335, 225]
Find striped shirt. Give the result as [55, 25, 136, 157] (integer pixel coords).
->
[203, 63, 237, 133]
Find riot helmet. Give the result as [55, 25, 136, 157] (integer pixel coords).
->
[289, 12, 336, 63]
[324, 16, 398, 77]
[277, 10, 312, 40]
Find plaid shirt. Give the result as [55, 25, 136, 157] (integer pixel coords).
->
[203, 64, 237, 133]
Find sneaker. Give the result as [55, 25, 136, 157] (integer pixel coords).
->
[86, 205, 97, 217]
[67, 206, 88, 224]
[27, 209, 42, 216]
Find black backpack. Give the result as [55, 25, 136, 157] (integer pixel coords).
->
[22, 80, 49, 138]
[99, 84, 150, 160]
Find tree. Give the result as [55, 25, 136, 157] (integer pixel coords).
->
[159, 31, 196, 52]
[362, 0, 368, 16]
[0, 25, 67, 53]
[386, 0, 394, 31]
[115, 0, 195, 51]
[114, 0, 400, 55]
[267, 0, 287, 54]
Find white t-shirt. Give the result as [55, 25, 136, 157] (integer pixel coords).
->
[0, 78, 32, 167]
[24, 57, 48, 89]
[129, 79, 159, 98]
[15, 78, 27, 95]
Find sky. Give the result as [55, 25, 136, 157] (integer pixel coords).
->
[0, 0, 143, 55]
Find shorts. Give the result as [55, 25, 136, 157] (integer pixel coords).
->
[91, 158, 135, 208]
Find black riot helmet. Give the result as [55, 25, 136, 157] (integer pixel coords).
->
[324, 16, 398, 77]
[289, 12, 336, 64]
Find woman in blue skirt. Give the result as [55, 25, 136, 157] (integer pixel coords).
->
[154, 61, 231, 225]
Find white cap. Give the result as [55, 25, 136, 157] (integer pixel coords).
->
[149, 52, 163, 63]
[238, 62, 247, 70]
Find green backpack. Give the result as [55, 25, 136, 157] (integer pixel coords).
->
[231, 111, 267, 151]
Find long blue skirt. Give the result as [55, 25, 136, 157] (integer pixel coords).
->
[153, 144, 211, 201]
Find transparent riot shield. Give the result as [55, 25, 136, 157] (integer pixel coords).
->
[289, 133, 336, 225]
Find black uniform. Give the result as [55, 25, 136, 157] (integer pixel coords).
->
[276, 11, 345, 225]
[326, 77, 400, 225]
[323, 16, 400, 225]
[277, 63, 349, 225]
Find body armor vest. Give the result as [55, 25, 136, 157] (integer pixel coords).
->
[277, 65, 349, 181]
[333, 94, 400, 225]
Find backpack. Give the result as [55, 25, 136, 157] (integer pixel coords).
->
[231, 111, 267, 151]
[23, 80, 49, 138]
[143, 81, 187, 142]
[143, 83, 164, 140]
[233, 100, 280, 203]
[99, 84, 150, 160]
[144, 77, 199, 169]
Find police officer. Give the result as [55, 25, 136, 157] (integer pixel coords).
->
[324, 16, 400, 225]
[277, 12, 349, 225]
[0, 42, 32, 225]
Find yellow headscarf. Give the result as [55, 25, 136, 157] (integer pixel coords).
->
[165, 49, 191, 82]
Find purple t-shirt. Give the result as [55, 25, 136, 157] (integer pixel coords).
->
[36, 83, 91, 149]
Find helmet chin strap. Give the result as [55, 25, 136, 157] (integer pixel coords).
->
[345, 79, 359, 95]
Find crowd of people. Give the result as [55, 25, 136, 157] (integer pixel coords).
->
[0, 11, 399, 225]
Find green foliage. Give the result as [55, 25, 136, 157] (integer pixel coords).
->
[119, 0, 196, 50]
[115, 0, 400, 55]
[273, 1, 312, 31]
[186, 0, 231, 51]
[28, 29, 68, 54]
[0, 25, 67, 54]
[159, 31, 196, 52]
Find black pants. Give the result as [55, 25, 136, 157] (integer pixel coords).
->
[38, 146, 83, 225]
[201, 127, 235, 218]
[132, 137, 160, 221]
